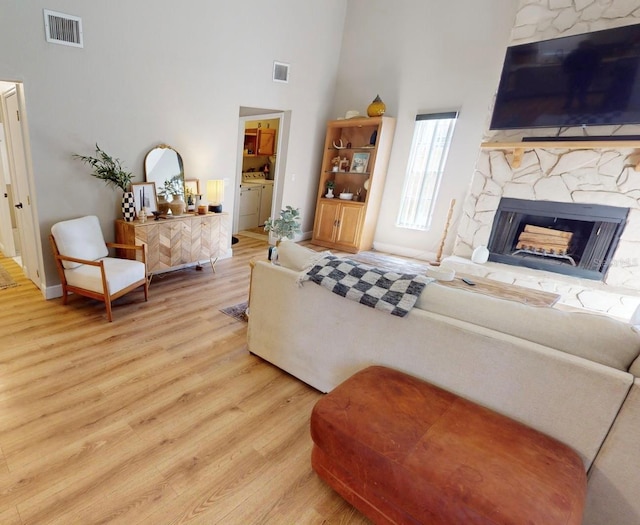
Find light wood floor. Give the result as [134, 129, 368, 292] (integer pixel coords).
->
[0, 237, 371, 525]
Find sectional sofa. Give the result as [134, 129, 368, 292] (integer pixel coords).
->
[247, 241, 640, 525]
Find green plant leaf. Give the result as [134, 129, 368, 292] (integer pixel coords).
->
[73, 144, 132, 192]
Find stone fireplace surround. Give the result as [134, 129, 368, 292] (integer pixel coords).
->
[446, 1, 640, 321]
[449, 145, 640, 320]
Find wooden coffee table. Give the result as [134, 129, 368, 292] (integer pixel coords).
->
[436, 272, 561, 307]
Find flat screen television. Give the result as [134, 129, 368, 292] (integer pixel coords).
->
[490, 24, 640, 130]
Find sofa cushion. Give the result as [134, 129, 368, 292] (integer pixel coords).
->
[277, 241, 328, 272]
[417, 283, 640, 372]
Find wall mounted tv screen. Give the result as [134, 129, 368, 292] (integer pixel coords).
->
[490, 24, 640, 130]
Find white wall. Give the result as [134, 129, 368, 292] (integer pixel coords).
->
[0, 1, 347, 288]
[334, 0, 518, 260]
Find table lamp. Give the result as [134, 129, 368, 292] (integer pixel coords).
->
[207, 179, 224, 213]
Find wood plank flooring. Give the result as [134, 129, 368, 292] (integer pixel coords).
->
[0, 237, 371, 525]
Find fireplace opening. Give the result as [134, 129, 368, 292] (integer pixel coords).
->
[487, 198, 629, 280]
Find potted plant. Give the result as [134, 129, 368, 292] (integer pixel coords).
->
[325, 180, 335, 198]
[264, 205, 302, 244]
[74, 144, 135, 221]
[157, 175, 186, 215]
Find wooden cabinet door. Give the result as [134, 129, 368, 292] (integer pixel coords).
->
[313, 200, 340, 243]
[159, 222, 185, 269]
[257, 128, 276, 155]
[335, 203, 364, 249]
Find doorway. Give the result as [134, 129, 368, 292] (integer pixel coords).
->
[0, 81, 42, 289]
[234, 108, 290, 242]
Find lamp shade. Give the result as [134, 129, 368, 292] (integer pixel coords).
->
[206, 179, 224, 213]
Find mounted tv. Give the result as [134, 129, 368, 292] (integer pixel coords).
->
[490, 24, 640, 130]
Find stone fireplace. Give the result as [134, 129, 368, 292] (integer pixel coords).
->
[449, 146, 640, 318]
[487, 197, 628, 281]
[444, 0, 640, 319]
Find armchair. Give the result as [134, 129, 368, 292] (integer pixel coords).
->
[50, 215, 148, 322]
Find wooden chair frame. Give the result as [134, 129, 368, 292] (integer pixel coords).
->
[50, 235, 149, 322]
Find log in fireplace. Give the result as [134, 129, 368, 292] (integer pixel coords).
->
[487, 198, 629, 280]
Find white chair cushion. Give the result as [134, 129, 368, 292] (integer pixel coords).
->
[64, 257, 145, 295]
[51, 215, 109, 269]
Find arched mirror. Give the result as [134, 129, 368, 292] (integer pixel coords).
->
[144, 144, 185, 205]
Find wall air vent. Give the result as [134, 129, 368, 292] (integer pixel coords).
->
[272, 61, 290, 83]
[43, 9, 83, 48]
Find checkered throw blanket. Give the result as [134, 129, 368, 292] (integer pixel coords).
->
[300, 255, 432, 317]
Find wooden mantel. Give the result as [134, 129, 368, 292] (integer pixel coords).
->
[481, 140, 640, 170]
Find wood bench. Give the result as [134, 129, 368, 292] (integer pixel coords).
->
[310, 366, 586, 524]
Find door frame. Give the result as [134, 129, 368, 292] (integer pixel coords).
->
[0, 123, 16, 257]
[234, 109, 290, 241]
[0, 82, 44, 291]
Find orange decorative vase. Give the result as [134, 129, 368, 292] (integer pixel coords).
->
[367, 95, 386, 117]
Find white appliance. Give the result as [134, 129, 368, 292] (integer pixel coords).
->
[240, 172, 274, 229]
[259, 183, 274, 225]
[239, 185, 261, 231]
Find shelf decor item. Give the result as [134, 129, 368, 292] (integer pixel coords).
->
[367, 95, 386, 117]
[326, 181, 335, 199]
[73, 144, 134, 221]
[350, 152, 370, 173]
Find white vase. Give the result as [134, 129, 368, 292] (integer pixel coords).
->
[471, 245, 490, 264]
[326, 188, 334, 199]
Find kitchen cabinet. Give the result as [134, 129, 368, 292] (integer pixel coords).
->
[115, 213, 230, 274]
[244, 128, 276, 157]
[311, 116, 396, 253]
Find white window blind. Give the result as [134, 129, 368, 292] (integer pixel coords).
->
[396, 112, 457, 230]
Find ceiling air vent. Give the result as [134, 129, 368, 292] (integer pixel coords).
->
[43, 9, 83, 48]
[273, 61, 290, 83]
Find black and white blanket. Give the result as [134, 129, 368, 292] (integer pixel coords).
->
[299, 255, 432, 317]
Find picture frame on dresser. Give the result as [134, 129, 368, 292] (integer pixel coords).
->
[184, 179, 200, 196]
[131, 182, 158, 214]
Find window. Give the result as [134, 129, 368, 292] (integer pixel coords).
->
[396, 112, 458, 230]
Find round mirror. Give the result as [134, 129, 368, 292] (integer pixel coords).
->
[144, 144, 185, 201]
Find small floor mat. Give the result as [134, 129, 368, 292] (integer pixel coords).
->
[220, 301, 248, 322]
[0, 262, 18, 290]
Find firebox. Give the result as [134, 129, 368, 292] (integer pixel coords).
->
[487, 198, 629, 280]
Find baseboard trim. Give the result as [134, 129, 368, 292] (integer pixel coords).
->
[44, 283, 63, 299]
[372, 241, 437, 262]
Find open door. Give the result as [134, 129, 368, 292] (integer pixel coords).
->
[1, 85, 41, 287]
[0, 124, 16, 257]
[234, 108, 290, 240]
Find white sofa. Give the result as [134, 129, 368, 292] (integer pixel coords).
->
[247, 242, 640, 525]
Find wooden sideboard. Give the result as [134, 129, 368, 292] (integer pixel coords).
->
[115, 213, 230, 274]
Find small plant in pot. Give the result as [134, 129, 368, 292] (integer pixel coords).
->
[73, 144, 135, 221]
[264, 205, 302, 245]
[325, 180, 335, 198]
